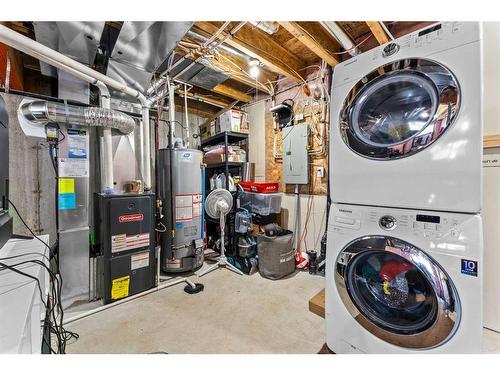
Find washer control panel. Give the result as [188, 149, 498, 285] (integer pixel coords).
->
[368, 210, 461, 239]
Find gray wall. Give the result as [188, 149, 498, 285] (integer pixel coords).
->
[2, 92, 57, 244]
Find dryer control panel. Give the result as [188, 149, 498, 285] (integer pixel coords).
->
[332, 21, 480, 88]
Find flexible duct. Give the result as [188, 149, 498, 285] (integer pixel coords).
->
[0, 24, 151, 191]
[21, 100, 136, 135]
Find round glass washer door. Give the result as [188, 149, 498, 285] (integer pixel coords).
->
[339, 58, 460, 160]
[335, 236, 461, 349]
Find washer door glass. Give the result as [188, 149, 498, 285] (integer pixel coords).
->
[347, 250, 437, 334]
[350, 73, 438, 147]
[340, 58, 460, 160]
[335, 236, 460, 349]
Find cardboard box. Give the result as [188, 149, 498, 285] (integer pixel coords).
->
[219, 110, 242, 132]
[205, 152, 245, 165]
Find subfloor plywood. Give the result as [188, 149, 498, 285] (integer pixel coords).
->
[65, 264, 325, 354]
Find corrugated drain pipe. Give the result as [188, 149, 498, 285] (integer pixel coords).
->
[0, 24, 152, 192]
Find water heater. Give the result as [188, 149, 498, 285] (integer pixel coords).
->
[158, 148, 204, 273]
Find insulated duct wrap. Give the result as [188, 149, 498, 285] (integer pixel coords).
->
[21, 100, 136, 134]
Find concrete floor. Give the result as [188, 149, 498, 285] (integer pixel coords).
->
[64, 261, 500, 354]
[65, 264, 326, 354]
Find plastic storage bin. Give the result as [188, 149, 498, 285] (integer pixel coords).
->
[240, 191, 282, 216]
[239, 181, 279, 193]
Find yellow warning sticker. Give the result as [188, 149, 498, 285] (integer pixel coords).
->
[58, 178, 75, 194]
[111, 275, 130, 300]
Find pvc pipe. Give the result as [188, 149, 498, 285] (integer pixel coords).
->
[63, 276, 194, 325]
[0, 24, 152, 191]
[167, 76, 176, 146]
[379, 22, 395, 41]
[184, 83, 190, 147]
[320, 21, 359, 56]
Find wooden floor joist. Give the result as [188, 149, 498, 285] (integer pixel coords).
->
[279, 22, 340, 67]
[194, 22, 306, 83]
[484, 134, 500, 149]
[366, 21, 390, 45]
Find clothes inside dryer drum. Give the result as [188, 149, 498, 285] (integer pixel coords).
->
[347, 251, 438, 335]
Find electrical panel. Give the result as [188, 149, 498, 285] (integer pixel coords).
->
[282, 124, 309, 184]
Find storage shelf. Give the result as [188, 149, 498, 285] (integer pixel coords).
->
[201, 131, 248, 147]
[205, 162, 245, 169]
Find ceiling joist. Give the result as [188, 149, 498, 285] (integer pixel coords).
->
[194, 22, 306, 83]
[365, 22, 390, 45]
[177, 37, 274, 94]
[279, 22, 340, 67]
[212, 83, 252, 102]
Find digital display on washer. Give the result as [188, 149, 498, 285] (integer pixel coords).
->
[418, 24, 442, 37]
[416, 214, 441, 224]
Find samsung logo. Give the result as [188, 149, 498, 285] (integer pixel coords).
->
[339, 209, 352, 213]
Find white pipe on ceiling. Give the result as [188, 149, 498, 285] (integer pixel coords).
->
[0, 24, 152, 191]
[320, 21, 359, 56]
[379, 22, 395, 41]
[184, 83, 190, 148]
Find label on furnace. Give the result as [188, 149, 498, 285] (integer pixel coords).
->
[131, 251, 150, 270]
[111, 275, 130, 300]
[111, 233, 150, 253]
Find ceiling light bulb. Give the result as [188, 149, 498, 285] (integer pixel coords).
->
[249, 65, 260, 78]
[249, 59, 260, 78]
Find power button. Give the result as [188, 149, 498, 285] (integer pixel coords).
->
[379, 215, 397, 230]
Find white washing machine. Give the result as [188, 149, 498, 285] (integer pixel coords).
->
[326, 203, 482, 353]
[330, 22, 483, 213]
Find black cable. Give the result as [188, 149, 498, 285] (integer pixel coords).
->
[5, 198, 78, 353]
[0, 251, 51, 263]
[7, 199, 51, 251]
[0, 119, 6, 128]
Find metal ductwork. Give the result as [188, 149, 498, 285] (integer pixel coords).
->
[0, 24, 151, 192]
[21, 100, 136, 135]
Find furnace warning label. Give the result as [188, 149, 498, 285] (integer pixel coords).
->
[131, 251, 150, 270]
[111, 275, 130, 300]
[111, 233, 150, 253]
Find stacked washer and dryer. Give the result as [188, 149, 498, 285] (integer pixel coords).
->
[326, 22, 483, 353]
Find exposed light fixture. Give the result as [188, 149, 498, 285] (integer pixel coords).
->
[249, 59, 260, 78]
[249, 21, 280, 35]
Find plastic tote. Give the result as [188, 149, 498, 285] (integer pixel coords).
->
[257, 231, 295, 280]
[240, 191, 282, 216]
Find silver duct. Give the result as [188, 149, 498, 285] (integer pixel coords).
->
[0, 24, 151, 192]
[21, 100, 136, 135]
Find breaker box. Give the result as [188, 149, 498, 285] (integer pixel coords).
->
[94, 193, 156, 304]
[282, 124, 309, 184]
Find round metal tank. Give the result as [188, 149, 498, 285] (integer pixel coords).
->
[158, 148, 204, 273]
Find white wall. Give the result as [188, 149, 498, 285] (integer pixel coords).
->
[281, 194, 327, 252]
[246, 101, 266, 181]
[482, 22, 500, 332]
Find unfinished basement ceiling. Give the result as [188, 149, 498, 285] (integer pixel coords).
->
[33, 21, 104, 77]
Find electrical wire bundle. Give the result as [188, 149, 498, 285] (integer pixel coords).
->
[1, 199, 79, 353]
